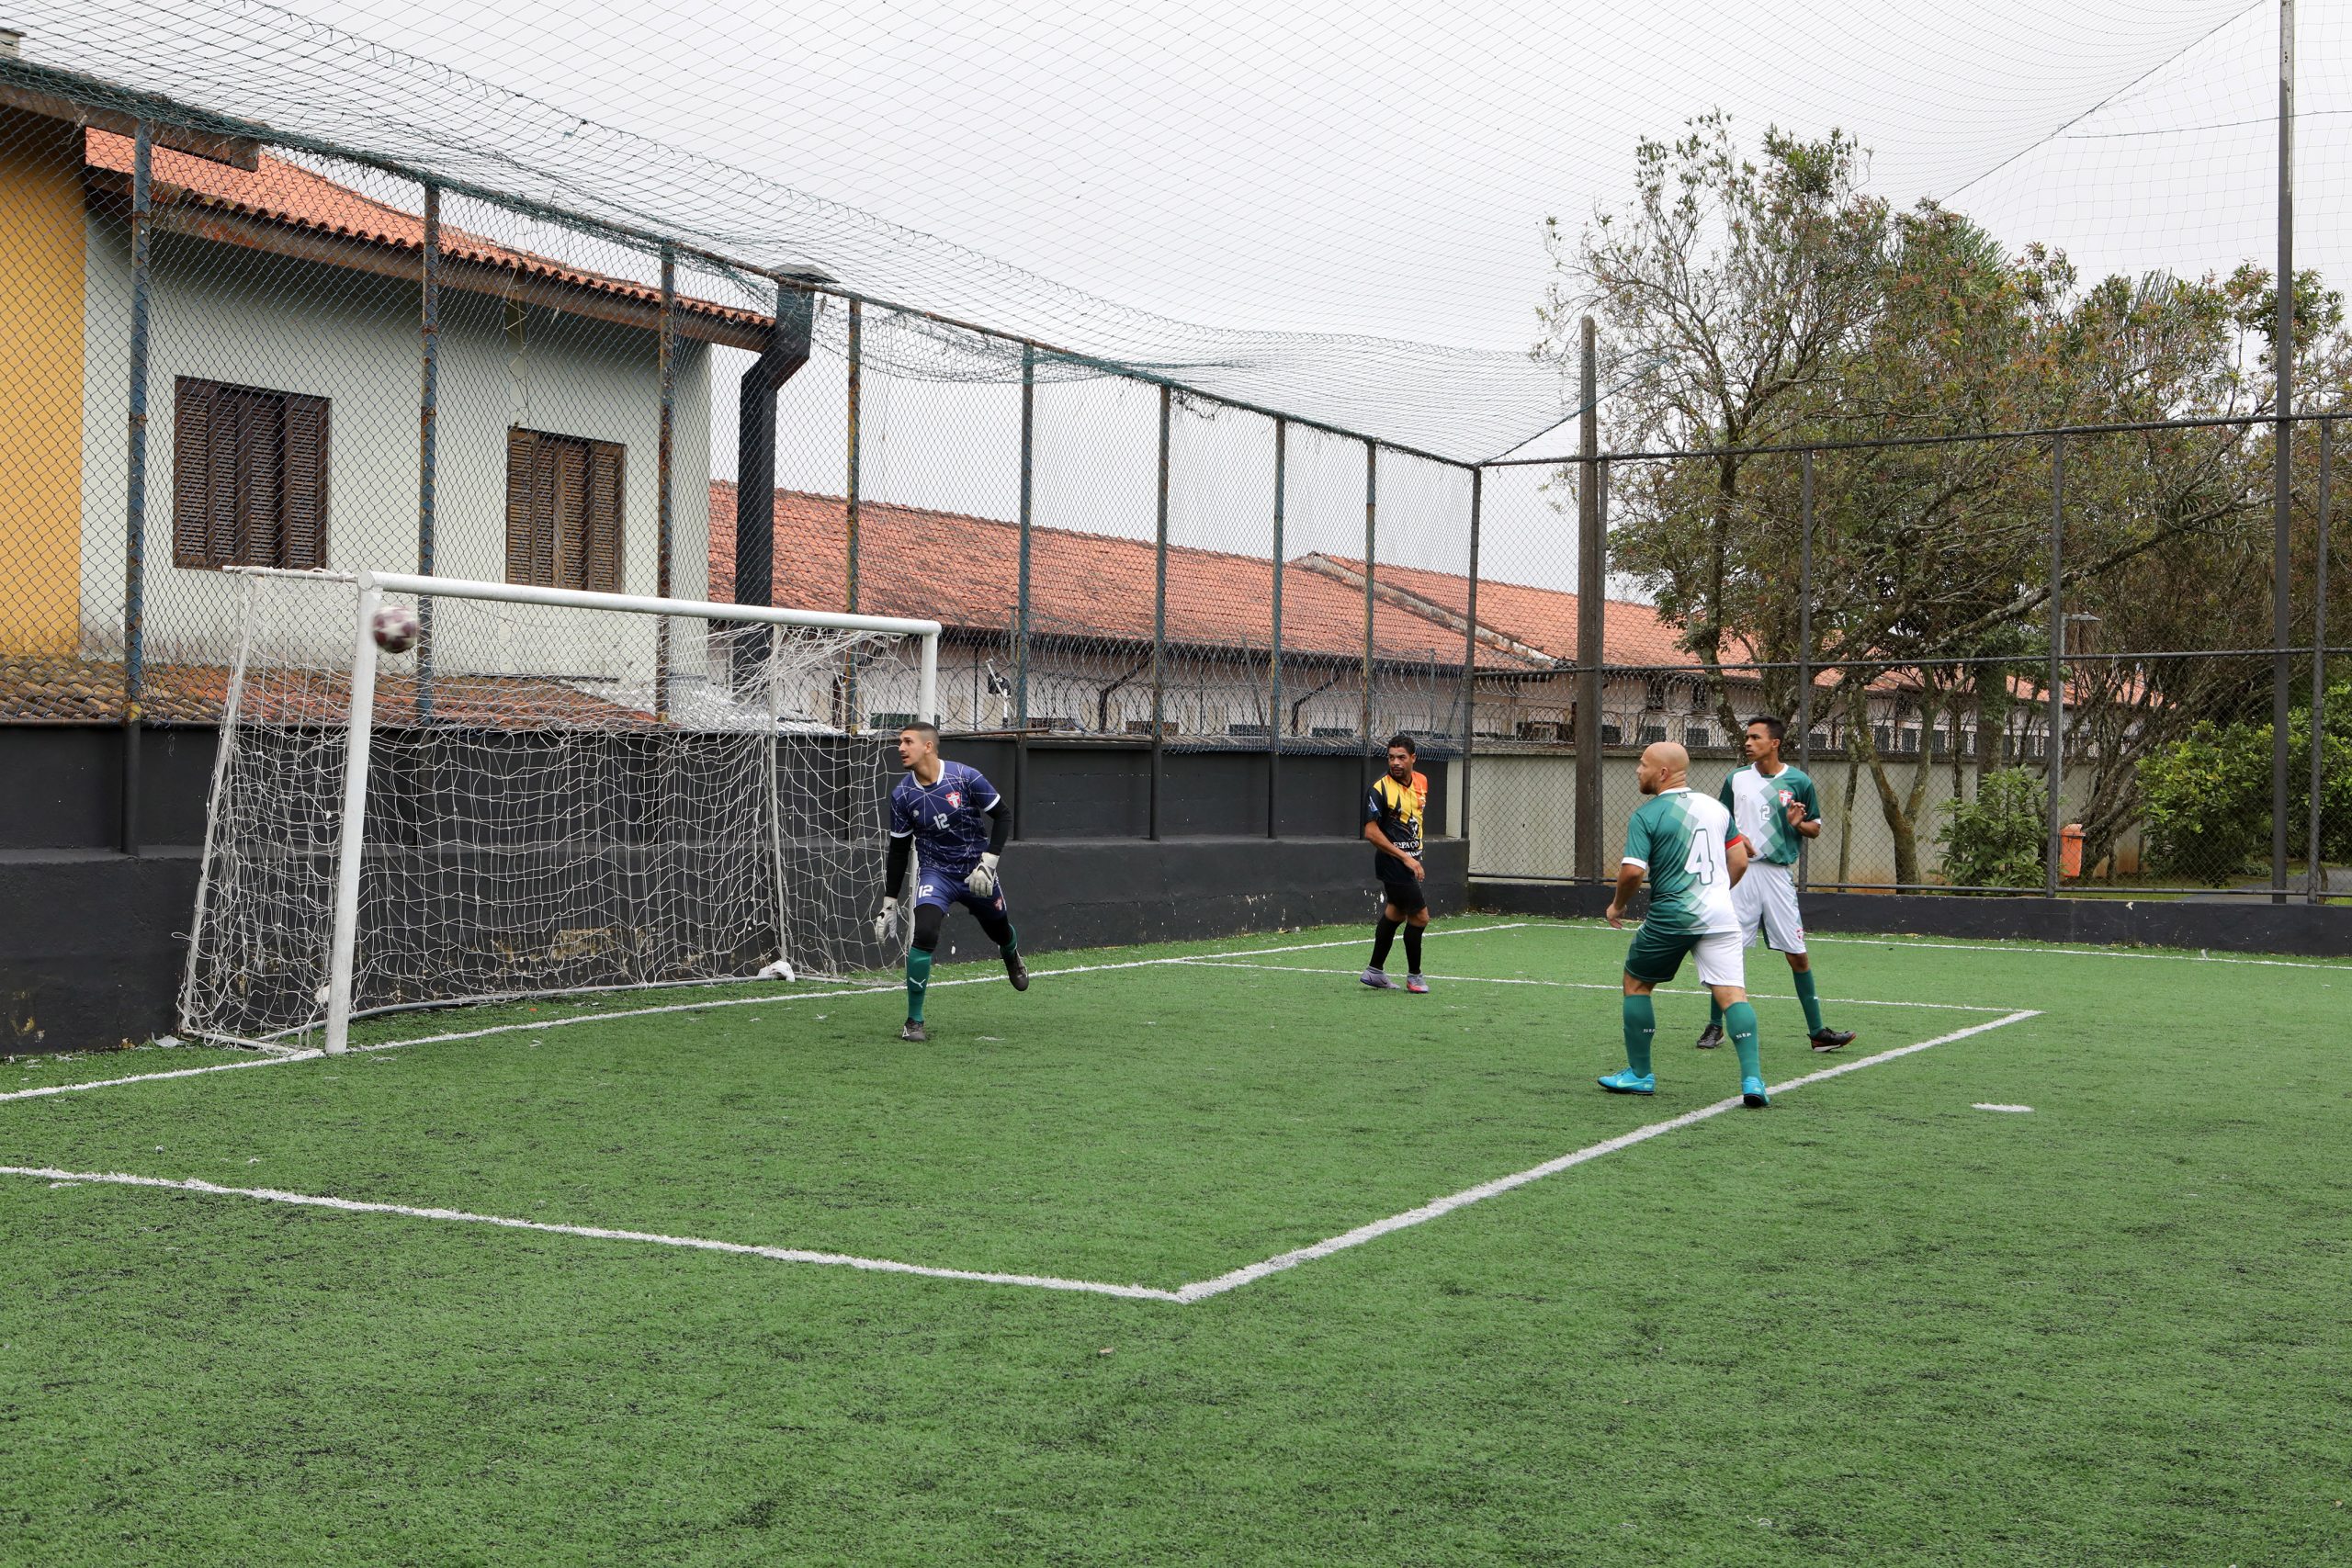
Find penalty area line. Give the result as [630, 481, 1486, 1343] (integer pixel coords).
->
[1, 1165, 1182, 1303]
[4, 1006, 2041, 1304]
[1170, 1008, 2045, 1303]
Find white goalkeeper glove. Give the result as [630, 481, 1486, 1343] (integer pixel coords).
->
[872, 897, 900, 943]
[966, 852, 1001, 897]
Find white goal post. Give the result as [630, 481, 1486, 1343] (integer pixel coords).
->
[180, 568, 940, 1055]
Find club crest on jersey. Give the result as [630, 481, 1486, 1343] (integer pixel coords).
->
[944, 790, 963, 808]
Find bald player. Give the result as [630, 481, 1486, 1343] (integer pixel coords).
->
[1600, 741, 1770, 1109]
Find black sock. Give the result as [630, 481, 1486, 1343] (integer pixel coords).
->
[1370, 916, 1399, 969]
[1403, 924, 1423, 974]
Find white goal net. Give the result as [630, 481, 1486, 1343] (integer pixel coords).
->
[180, 569, 939, 1052]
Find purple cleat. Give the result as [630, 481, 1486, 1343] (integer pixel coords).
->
[1360, 967, 1400, 990]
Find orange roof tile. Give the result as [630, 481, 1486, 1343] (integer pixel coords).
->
[84, 130, 764, 333]
[708, 485, 1548, 671]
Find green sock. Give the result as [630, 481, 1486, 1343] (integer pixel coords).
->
[1709, 994, 1724, 1030]
[1724, 1000, 1762, 1081]
[1792, 970, 1825, 1034]
[905, 948, 933, 1023]
[1622, 994, 1656, 1077]
[1000, 925, 1020, 959]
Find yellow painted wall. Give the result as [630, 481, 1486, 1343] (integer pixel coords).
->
[0, 109, 86, 655]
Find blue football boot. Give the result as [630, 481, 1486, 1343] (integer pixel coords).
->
[1597, 1069, 1657, 1095]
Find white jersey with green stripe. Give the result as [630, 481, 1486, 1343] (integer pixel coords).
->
[1721, 763, 1820, 867]
[1622, 788, 1743, 936]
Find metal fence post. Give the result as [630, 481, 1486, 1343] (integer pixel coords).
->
[1462, 466, 1483, 850]
[845, 300, 862, 617]
[2312, 415, 2332, 904]
[2046, 434, 2066, 898]
[416, 181, 440, 722]
[1014, 344, 1035, 838]
[120, 120, 153, 857]
[1797, 447, 1814, 891]
[843, 299, 862, 728]
[1150, 384, 1170, 840]
[1573, 317, 1604, 885]
[1268, 418, 1286, 839]
[1362, 439, 1377, 771]
[655, 243, 675, 718]
[2273, 0, 2297, 903]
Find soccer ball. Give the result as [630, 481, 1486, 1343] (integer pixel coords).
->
[371, 604, 421, 655]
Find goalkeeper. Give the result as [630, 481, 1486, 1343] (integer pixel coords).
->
[875, 721, 1027, 1043]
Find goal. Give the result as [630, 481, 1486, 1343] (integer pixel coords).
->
[180, 568, 940, 1054]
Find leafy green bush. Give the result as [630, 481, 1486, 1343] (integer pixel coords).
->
[2137, 721, 2272, 883]
[1935, 767, 2048, 889]
[2137, 690, 2352, 884]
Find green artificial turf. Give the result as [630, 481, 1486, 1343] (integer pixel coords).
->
[2, 918, 2346, 1564]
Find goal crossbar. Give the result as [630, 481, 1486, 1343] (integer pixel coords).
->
[202, 568, 941, 1056]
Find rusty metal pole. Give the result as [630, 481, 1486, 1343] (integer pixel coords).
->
[2046, 434, 2066, 899]
[2312, 416, 2331, 903]
[1797, 448, 1813, 890]
[1014, 344, 1035, 836]
[1268, 419, 1286, 838]
[843, 299, 862, 728]
[1150, 385, 1170, 840]
[656, 243, 675, 719]
[1461, 467, 1483, 858]
[1362, 440, 1377, 775]
[2272, 0, 2298, 903]
[1574, 318, 1604, 885]
[120, 120, 153, 857]
[416, 181, 439, 721]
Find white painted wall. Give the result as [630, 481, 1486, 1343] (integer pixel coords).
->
[79, 220, 711, 688]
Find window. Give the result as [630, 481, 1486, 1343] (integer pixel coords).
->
[506, 427, 623, 592]
[1637, 723, 1668, 745]
[173, 378, 330, 570]
[1685, 723, 1713, 750]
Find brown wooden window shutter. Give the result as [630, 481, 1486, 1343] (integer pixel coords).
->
[172, 378, 219, 569]
[282, 393, 330, 570]
[585, 440, 624, 594]
[507, 427, 625, 592]
[171, 378, 330, 571]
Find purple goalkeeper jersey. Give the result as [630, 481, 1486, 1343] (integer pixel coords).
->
[888, 760, 1001, 877]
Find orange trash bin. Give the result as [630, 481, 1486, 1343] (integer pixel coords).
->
[2060, 822, 2086, 879]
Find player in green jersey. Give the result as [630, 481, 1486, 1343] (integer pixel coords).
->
[1602, 740, 1770, 1108]
[1698, 716, 1855, 1054]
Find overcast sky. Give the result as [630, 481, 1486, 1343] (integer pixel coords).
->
[267, 0, 2337, 352]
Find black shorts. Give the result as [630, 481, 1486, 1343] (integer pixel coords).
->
[1376, 874, 1427, 915]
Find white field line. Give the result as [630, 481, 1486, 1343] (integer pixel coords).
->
[1, 1165, 1181, 1302]
[1525, 919, 2352, 973]
[0, 923, 1533, 1107]
[2, 1007, 2042, 1305]
[1974, 1103, 2035, 1112]
[1179, 958, 2012, 1012]
[1170, 1008, 2044, 1303]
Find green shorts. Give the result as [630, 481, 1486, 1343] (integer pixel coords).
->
[1624, 922, 1745, 987]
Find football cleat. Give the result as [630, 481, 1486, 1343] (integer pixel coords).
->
[1005, 952, 1029, 992]
[1808, 1028, 1856, 1053]
[1360, 968, 1400, 990]
[1405, 974, 1429, 994]
[1597, 1069, 1657, 1095]
[1742, 1076, 1770, 1108]
[899, 1019, 928, 1043]
[1694, 1021, 1724, 1050]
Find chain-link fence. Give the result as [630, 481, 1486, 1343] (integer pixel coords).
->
[1469, 423, 2348, 903]
[3, 40, 2343, 905]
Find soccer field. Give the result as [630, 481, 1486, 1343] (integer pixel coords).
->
[3, 917, 2346, 1564]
